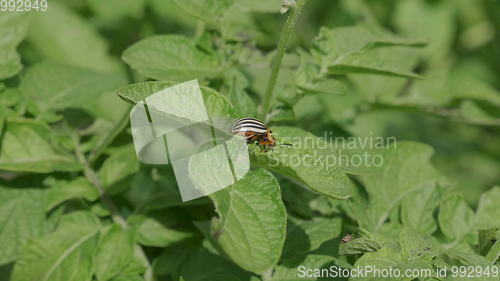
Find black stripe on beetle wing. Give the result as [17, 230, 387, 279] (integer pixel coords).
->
[233, 118, 266, 127]
[235, 117, 265, 123]
[232, 125, 267, 133]
[232, 123, 267, 131]
[233, 121, 266, 129]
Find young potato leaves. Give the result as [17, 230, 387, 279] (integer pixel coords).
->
[351, 248, 433, 281]
[98, 145, 139, 195]
[395, 0, 455, 64]
[352, 228, 445, 281]
[270, 255, 336, 281]
[281, 217, 342, 261]
[251, 126, 354, 199]
[348, 46, 421, 102]
[128, 211, 195, 248]
[0, 184, 49, 265]
[44, 177, 99, 212]
[116, 81, 239, 119]
[180, 247, 256, 281]
[400, 185, 440, 235]
[459, 101, 500, 126]
[349, 142, 439, 233]
[88, 0, 146, 25]
[0, 12, 31, 80]
[327, 49, 422, 79]
[20, 62, 127, 122]
[112, 276, 145, 281]
[208, 169, 287, 274]
[311, 25, 424, 79]
[223, 70, 257, 117]
[339, 237, 381, 256]
[170, 0, 234, 26]
[11, 211, 101, 281]
[0, 119, 81, 173]
[95, 225, 135, 281]
[402, 67, 500, 108]
[232, 0, 282, 13]
[474, 186, 500, 230]
[122, 35, 223, 81]
[438, 193, 475, 243]
[399, 227, 440, 260]
[294, 50, 348, 96]
[28, 2, 120, 72]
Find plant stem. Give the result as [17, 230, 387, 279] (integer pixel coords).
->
[88, 105, 131, 165]
[72, 134, 155, 281]
[73, 134, 127, 227]
[259, 0, 308, 121]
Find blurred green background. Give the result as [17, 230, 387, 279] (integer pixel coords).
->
[1, 0, 500, 279]
[11, 0, 499, 205]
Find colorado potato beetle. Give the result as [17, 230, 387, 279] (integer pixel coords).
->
[231, 117, 276, 151]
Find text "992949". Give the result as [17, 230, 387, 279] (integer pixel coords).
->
[1, 0, 47, 12]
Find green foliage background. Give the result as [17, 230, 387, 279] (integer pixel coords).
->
[1, 0, 500, 280]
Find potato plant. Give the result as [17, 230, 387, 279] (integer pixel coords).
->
[0, 0, 499, 281]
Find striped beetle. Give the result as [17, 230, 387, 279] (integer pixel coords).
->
[231, 117, 291, 151]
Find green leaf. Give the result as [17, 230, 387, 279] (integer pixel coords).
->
[486, 240, 500, 263]
[395, 0, 455, 63]
[181, 247, 254, 281]
[401, 185, 440, 235]
[0, 12, 31, 80]
[95, 225, 135, 281]
[0, 184, 49, 265]
[403, 68, 500, 107]
[220, 5, 265, 42]
[44, 177, 99, 211]
[474, 186, 500, 230]
[351, 248, 432, 281]
[128, 212, 194, 247]
[28, 2, 120, 72]
[11, 211, 100, 281]
[294, 50, 348, 96]
[0, 119, 81, 173]
[351, 142, 439, 232]
[399, 227, 440, 260]
[446, 248, 497, 268]
[438, 193, 474, 242]
[111, 276, 144, 281]
[116, 81, 238, 118]
[98, 145, 139, 194]
[122, 35, 223, 81]
[251, 127, 354, 199]
[153, 239, 200, 279]
[170, 0, 234, 26]
[348, 46, 420, 102]
[459, 101, 500, 126]
[208, 169, 287, 274]
[282, 217, 342, 260]
[88, 0, 146, 24]
[20, 62, 127, 121]
[339, 237, 381, 255]
[119, 245, 147, 277]
[327, 48, 422, 79]
[311, 25, 424, 76]
[271, 255, 336, 281]
[232, 0, 282, 13]
[223, 70, 257, 117]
